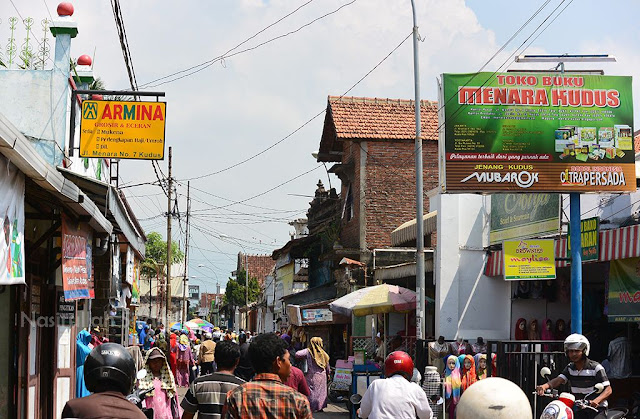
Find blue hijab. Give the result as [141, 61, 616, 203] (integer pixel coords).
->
[76, 330, 92, 398]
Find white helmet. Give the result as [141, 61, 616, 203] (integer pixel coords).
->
[456, 377, 532, 419]
[564, 333, 590, 357]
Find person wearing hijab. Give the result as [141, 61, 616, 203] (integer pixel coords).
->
[173, 334, 194, 387]
[528, 319, 541, 340]
[296, 336, 330, 412]
[476, 354, 488, 380]
[155, 332, 169, 357]
[460, 355, 477, 391]
[140, 347, 180, 419]
[443, 355, 461, 419]
[168, 333, 178, 377]
[75, 330, 92, 398]
[514, 318, 527, 340]
[555, 318, 568, 340]
[541, 318, 555, 352]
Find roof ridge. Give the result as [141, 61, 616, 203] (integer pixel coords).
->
[328, 95, 437, 106]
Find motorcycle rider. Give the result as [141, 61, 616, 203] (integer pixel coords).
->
[536, 334, 612, 419]
[358, 351, 433, 419]
[61, 342, 147, 419]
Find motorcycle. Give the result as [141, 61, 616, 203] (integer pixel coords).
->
[126, 369, 154, 419]
[536, 367, 628, 419]
[328, 367, 351, 404]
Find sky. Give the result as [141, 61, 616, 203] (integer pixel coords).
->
[3, 0, 640, 292]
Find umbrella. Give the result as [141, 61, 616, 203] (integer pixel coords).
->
[329, 283, 417, 317]
[187, 318, 213, 329]
[169, 322, 191, 332]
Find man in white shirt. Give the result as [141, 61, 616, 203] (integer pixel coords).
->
[359, 351, 433, 419]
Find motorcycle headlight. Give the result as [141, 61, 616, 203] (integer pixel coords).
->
[541, 404, 560, 419]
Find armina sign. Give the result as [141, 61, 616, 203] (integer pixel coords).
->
[441, 72, 635, 193]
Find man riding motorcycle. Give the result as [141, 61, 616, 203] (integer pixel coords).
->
[536, 334, 612, 419]
[62, 342, 147, 419]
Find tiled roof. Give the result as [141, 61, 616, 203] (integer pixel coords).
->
[328, 96, 438, 140]
[239, 253, 275, 285]
[634, 131, 640, 154]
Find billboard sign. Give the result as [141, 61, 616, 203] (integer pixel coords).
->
[301, 308, 333, 324]
[607, 257, 640, 322]
[441, 72, 634, 193]
[490, 194, 560, 244]
[503, 239, 556, 280]
[80, 100, 166, 160]
[61, 215, 93, 300]
[567, 216, 600, 262]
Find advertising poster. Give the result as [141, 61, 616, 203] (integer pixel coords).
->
[79, 100, 166, 160]
[131, 257, 140, 307]
[490, 194, 560, 244]
[567, 217, 600, 262]
[503, 239, 556, 280]
[0, 154, 25, 285]
[61, 215, 93, 300]
[441, 72, 634, 193]
[608, 258, 640, 322]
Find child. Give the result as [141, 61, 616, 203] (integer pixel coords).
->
[444, 355, 461, 419]
[461, 354, 477, 391]
[139, 347, 181, 419]
[476, 354, 488, 380]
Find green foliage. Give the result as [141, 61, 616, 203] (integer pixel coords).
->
[141, 231, 184, 278]
[223, 269, 260, 307]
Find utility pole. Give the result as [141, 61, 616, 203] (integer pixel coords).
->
[182, 181, 190, 325]
[165, 147, 172, 336]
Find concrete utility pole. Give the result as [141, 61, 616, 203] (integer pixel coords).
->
[182, 181, 190, 325]
[165, 147, 172, 335]
[410, 0, 426, 340]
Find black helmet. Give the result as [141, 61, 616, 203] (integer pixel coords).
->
[84, 343, 136, 395]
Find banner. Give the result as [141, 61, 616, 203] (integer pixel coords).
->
[0, 155, 25, 285]
[607, 258, 640, 322]
[503, 239, 556, 280]
[61, 215, 93, 300]
[441, 72, 634, 193]
[490, 194, 560, 244]
[567, 217, 600, 262]
[131, 257, 140, 307]
[79, 100, 166, 160]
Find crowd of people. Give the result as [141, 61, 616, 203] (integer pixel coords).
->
[73, 322, 334, 419]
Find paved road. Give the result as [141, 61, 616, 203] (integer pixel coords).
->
[177, 387, 350, 418]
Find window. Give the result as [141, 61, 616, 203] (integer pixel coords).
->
[344, 184, 354, 222]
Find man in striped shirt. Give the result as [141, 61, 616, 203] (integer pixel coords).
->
[537, 334, 612, 419]
[182, 341, 245, 419]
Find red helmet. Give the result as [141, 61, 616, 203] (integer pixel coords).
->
[384, 351, 414, 380]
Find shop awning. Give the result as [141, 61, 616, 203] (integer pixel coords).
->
[484, 224, 640, 277]
[374, 260, 434, 282]
[391, 211, 437, 247]
[58, 167, 146, 258]
[0, 112, 112, 234]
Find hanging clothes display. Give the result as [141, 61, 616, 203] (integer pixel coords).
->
[75, 330, 92, 398]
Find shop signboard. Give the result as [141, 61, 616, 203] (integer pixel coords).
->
[607, 257, 640, 322]
[130, 257, 140, 307]
[567, 217, 600, 262]
[80, 100, 166, 160]
[503, 239, 556, 280]
[490, 194, 560, 244]
[0, 155, 25, 285]
[441, 72, 635, 193]
[57, 291, 76, 325]
[301, 308, 333, 324]
[61, 215, 93, 300]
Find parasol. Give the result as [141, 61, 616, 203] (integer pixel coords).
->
[329, 283, 417, 317]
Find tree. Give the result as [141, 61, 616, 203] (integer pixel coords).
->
[141, 231, 184, 278]
[223, 269, 260, 307]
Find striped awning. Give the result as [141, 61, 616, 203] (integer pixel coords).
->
[484, 225, 640, 277]
[391, 211, 438, 247]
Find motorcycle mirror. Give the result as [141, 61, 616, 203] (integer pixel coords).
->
[594, 383, 604, 393]
[136, 369, 148, 380]
[540, 367, 552, 378]
[350, 393, 363, 405]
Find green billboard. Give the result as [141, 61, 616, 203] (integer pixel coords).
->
[490, 194, 560, 244]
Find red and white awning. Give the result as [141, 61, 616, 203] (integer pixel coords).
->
[484, 225, 640, 277]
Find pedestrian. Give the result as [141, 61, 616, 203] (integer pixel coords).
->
[174, 334, 195, 387]
[234, 332, 255, 382]
[191, 338, 201, 378]
[181, 341, 245, 419]
[428, 336, 451, 373]
[139, 347, 181, 419]
[443, 355, 461, 419]
[155, 332, 169, 359]
[282, 333, 310, 398]
[296, 337, 330, 412]
[168, 333, 178, 377]
[75, 330, 92, 398]
[199, 332, 216, 375]
[144, 329, 155, 351]
[222, 332, 311, 418]
[607, 328, 632, 379]
[374, 332, 385, 362]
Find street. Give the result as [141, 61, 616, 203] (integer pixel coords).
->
[176, 387, 350, 418]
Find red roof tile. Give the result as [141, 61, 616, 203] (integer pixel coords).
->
[328, 96, 438, 141]
[239, 253, 275, 286]
[634, 131, 640, 154]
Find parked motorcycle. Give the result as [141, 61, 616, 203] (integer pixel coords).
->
[536, 367, 628, 419]
[126, 369, 154, 419]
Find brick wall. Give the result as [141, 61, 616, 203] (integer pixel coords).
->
[340, 141, 361, 249]
[340, 139, 439, 250]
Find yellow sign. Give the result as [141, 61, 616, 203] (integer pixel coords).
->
[79, 100, 166, 160]
[503, 239, 556, 280]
